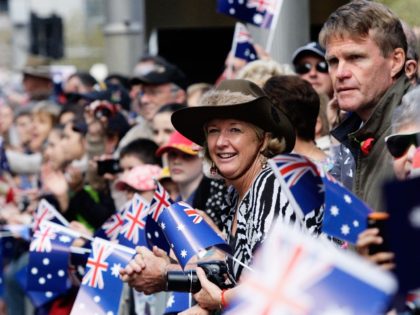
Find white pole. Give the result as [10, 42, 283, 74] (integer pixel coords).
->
[265, 0, 284, 53]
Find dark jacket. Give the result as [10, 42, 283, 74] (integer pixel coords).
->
[331, 75, 411, 211]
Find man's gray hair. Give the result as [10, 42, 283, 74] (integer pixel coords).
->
[392, 86, 420, 132]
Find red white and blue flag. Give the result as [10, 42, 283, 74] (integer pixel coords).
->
[27, 221, 79, 292]
[33, 199, 69, 231]
[149, 181, 173, 222]
[117, 194, 148, 248]
[270, 154, 324, 220]
[225, 221, 397, 315]
[94, 201, 129, 241]
[157, 201, 230, 269]
[71, 238, 135, 315]
[217, 0, 282, 29]
[232, 22, 258, 62]
[270, 154, 372, 244]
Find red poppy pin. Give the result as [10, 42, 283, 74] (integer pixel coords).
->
[360, 137, 375, 156]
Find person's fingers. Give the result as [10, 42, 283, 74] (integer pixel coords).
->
[152, 246, 169, 260]
[371, 252, 395, 264]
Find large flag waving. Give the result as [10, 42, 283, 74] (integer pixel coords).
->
[217, 0, 282, 29]
[70, 238, 135, 315]
[226, 221, 397, 315]
[157, 201, 230, 269]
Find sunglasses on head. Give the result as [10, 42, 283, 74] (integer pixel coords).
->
[385, 131, 420, 158]
[294, 61, 329, 75]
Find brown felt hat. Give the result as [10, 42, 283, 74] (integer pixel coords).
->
[171, 79, 295, 152]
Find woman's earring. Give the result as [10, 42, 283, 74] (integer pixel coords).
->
[210, 161, 218, 175]
[260, 155, 267, 169]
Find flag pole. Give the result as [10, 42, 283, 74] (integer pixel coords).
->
[227, 22, 241, 79]
[265, 0, 284, 53]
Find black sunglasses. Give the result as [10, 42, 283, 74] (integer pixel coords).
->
[385, 131, 420, 158]
[294, 61, 329, 75]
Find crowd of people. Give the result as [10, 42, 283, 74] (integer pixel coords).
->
[0, 0, 419, 314]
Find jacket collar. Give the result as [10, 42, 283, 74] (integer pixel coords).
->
[331, 75, 411, 155]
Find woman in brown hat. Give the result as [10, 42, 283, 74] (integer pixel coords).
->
[121, 80, 323, 313]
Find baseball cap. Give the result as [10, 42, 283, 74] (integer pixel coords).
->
[116, 164, 162, 192]
[292, 42, 326, 64]
[156, 131, 200, 157]
[130, 62, 188, 91]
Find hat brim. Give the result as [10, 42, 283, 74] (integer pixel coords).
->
[171, 97, 295, 152]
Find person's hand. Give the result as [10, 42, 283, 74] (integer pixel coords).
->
[120, 246, 170, 294]
[65, 166, 84, 192]
[356, 228, 395, 270]
[178, 304, 210, 315]
[193, 267, 222, 310]
[43, 169, 68, 197]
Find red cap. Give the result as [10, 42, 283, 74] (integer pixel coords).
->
[156, 131, 200, 157]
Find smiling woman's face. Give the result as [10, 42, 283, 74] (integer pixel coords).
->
[206, 118, 263, 182]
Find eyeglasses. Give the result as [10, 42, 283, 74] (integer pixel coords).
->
[294, 61, 329, 75]
[385, 131, 420, 158]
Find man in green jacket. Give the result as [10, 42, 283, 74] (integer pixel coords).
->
[320, 0, 411, 211]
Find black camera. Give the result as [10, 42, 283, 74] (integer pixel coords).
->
[93, 102, 117, 119]
[97, 159, 122, 176]
[166, 261, 235, 293]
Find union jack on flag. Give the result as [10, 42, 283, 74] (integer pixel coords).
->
[82, 239, 113, 289]
[217, 0, 282, 29]
[269, 154, 324, 219]
[27, 221, 79, 292]
[149, 181, 173, 222]
[29, 224, 57, 253]
[33, 199, 69, 231]
[94, 201, 129, 241]
[183, 207, 203, 224]
[71, 238, 135, 315]
[225, 221, 397, 315]
[118, 194, 148, 247]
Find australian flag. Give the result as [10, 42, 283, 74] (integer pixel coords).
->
[384, 176, 420, 295]
[149, 181, 173, 222]
[157, 201, 230, 269]
[320, 170, 372, 244]
[33, 198, 69, 231]
[16, 265, 62, 308]
[225, 221, 397, 315]
[117, 194, 148, 248]
[232, 22, 258, 62]
[27, 221, 79, 292]
[217, 0, 281, 29]
[70, 238, 135, 315]
[270, 154, 372, 244]
[94, 201, 129, 241]
[164, 292, 192, 314]
[269, 154, 324, 220]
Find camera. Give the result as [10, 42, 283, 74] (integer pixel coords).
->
[97, 159, 122, 176]
[93, 102, 117, 119]
[165, 261, 235, 293]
